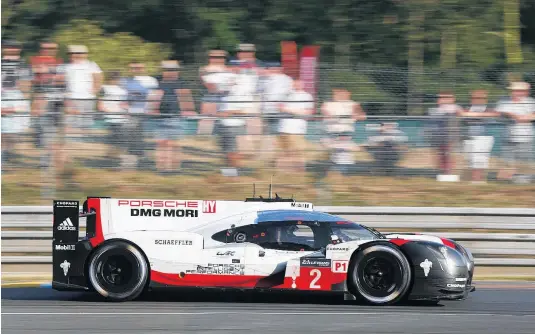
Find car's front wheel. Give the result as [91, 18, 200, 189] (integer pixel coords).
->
[348, 244, 411, 305]
[87, 240, 149, 302]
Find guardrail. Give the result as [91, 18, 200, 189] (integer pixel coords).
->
[2, 206, 535, 266]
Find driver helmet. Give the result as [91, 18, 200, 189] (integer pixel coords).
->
[331, 226, 351, 243]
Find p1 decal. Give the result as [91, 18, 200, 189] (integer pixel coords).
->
[332, 260, 348, 273]
[203, 200, 216, 213]
[298, 259, 332, 291]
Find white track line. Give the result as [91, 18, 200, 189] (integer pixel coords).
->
[3, 311, 535, 317]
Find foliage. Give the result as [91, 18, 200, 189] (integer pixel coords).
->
[52, 20, 172, 77]
[3, 0, 534, 65]
[2, 0, 535, 111]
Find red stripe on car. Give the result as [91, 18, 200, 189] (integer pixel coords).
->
[390, 238, 409, 246]
[88, 198, 104, 247]
[151, 270, 262, 288]
[440, 238, 456, 249]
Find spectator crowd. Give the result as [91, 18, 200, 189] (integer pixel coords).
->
[2, 39, 535, 187]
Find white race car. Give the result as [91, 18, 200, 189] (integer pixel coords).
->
[51, 195, 475, 304]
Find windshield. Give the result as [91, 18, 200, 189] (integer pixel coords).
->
[329, 221, 385, 242]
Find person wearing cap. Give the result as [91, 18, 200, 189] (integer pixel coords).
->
[61, 45, 102, 177]
[234, 43, 263, 160]
[495, 81, 535, 182]
[152, 60, 195, 173]
[198, 50, 233, 135]
[236, 44, 258, 64]
[97, 71, 130, 169]
[1, 40, 32, 167]
[217, 47, 261, 176]
[426, 91, 465, 181]
[119, 61, 159, 168]
[259, 62, 294, 166]
[460, 90, 501, 183]
[1, 40, 32, 93]
[63, 44, 103, 127]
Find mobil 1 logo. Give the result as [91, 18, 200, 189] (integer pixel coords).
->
[55, 244, 76, 251]
[131, 208, 198, 218]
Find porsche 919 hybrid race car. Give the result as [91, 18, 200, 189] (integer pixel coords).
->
[51, 195, 475, 304]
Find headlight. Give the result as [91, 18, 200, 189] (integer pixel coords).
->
[439, 246, 457, 275]
[451, 242, 474, 270]
[461, 247, 474, 270]
[426, 245, 460, 275]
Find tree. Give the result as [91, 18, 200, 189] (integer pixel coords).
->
[53, 19, 172, 76]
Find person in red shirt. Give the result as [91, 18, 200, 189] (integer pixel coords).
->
[30, 41, 66, 187]
[30, 41, 62, 86]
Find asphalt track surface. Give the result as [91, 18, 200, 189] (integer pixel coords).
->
[2, 282, 535, 333]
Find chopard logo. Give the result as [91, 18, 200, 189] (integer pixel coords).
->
[56, 201, 77, 206]
[328, 247, 349, 251]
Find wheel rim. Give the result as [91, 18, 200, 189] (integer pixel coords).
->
[94, 249, 141, 295]
[361, 257, 396, 294]
[100, 255, 133, 287]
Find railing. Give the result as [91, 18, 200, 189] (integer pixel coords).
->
[2, 206, 534, 266]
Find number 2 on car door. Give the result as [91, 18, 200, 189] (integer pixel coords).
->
[309, 269, 321, 289]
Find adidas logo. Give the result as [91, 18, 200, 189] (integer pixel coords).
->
[57, 217, 76, 231]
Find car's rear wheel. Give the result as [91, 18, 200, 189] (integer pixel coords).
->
[88, 240, 149, 302]
[349, 244, 411, 305]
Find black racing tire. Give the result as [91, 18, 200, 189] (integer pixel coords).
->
[87, 240, 149, 302]
[348, 244, 411, 305]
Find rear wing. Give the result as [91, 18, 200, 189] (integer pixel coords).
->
[53, 200, 81, 244]
[52, 199, 98, 244]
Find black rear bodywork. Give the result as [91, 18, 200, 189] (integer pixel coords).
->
[51, 200, 94, 291]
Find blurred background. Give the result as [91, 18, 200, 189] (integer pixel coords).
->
[2, 0, 535, 207]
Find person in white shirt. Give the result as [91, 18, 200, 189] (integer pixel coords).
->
[495, 82, 535, 181]
[2, 87, 31, 170]
[198, 50, 233, 135]
[276, 79, 314, 172]
[260, 63, 294, 167]
[261, 63, 293, 132]
[234, 44, 262, 163]
[320, 88, 366, 173]
[216, 59, 257, 176]
[97, 71, 130, 169]
[62, 45, 103, 176]
[461, 90, 500, 183]
[1, 40, 31, 168]
[64, 45, 103, 129]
